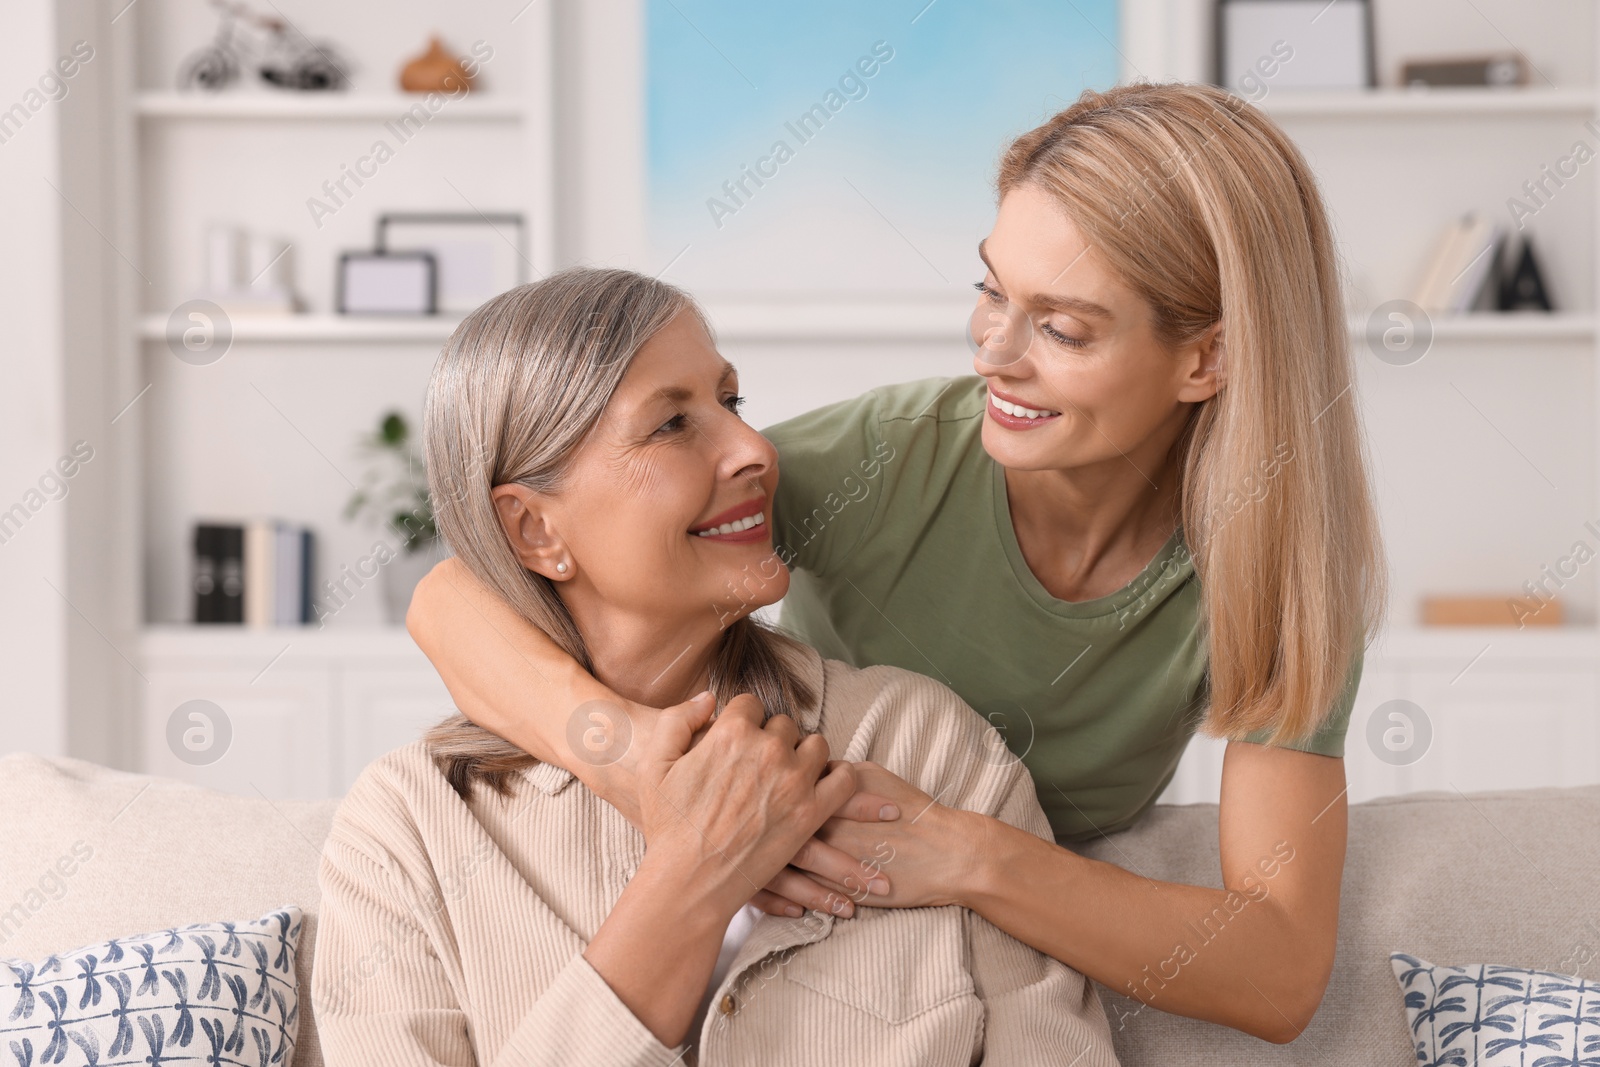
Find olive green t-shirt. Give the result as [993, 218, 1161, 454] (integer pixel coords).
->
[764, 375, 1360, 843]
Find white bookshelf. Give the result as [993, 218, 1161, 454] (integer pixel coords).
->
[93, 0, 1600, 800]
[103, 2, 558, 796]
[1155, 2, 1600, 804]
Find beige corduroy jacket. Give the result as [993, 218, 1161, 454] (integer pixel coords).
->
[311, 640, 1121, 1067]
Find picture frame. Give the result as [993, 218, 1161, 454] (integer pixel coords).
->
[1216, 0, 1375, 96]
[376, 212, 528, 314]
[336, 251, 437, 315]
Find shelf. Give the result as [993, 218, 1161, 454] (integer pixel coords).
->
[139, 313, 464, 343]
[137, 300, 982, 344]
[1259, 87, 1595, 118]
[1376, 625, 1600, 661]
[138, 622, 1600, 668]
[135, 91, 522, 121]
[1347, 312, 1597, 343]
[141, 624, 425, 663]
[702, 296, 977, 341]
[135, 308, 1595, 347]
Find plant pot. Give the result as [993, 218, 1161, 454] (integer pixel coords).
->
[382, 538, 447, 625]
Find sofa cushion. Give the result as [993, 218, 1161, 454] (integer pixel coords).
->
[0, 754, 340, 1067]
[1, 906, 305, 1067]
[1074, 785, 1600, 1065]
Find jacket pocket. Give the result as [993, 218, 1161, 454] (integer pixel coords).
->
[782, 905, 977, 1025]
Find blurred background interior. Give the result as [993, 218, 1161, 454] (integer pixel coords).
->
[2, 0, 1597, 802]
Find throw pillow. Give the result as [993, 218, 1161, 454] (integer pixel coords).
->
[2, 905, 302, 1067]
[1390, 951, 1600, 1067]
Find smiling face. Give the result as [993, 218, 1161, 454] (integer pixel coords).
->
[971, 182, 1221, 477]
[526, 308, 786, 629]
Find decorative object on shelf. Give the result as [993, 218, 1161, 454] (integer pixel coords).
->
[1497, 235, 1555, 311]
[344, 411, 441, 624]
[192, 519, 312, 626]
[1216, 0, 1374, 94]
[1421, 595, 1561, 628]
[377, 212, 528, 314]
[178, 0, 350, 92]
[399, 36, 474, 94]
[201, 223, 299, 314]
[336, 250, 437, 314]
[1409, 212, 1505, 314]
[1400, 53, 1526, 88]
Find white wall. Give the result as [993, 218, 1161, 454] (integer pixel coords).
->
[0, 3, 68, 756]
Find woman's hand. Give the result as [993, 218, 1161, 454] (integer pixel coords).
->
[747, 788, 904, 919]
[637, 691, 860, 920]
[586, 691, 852, 1047]
[805, 761, 989, 910]
[408, 559, 880, 916]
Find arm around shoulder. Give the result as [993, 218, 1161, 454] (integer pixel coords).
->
[405, 556, 648, 826]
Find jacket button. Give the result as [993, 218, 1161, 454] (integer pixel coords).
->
[717, 993, 736, 1016]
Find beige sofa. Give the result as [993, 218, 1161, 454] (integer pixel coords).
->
[1, 751, 1595, 1066]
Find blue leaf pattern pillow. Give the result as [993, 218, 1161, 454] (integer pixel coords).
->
[1390, 952, 1600, 1067]
[1, 906, 302, 1067]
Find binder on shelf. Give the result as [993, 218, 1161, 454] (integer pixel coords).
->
[193, 523, 245, 624]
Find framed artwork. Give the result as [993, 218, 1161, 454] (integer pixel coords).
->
[336, 251, 436, 315]
[376, 213, 528, 314]
[644, 0, 1121, 294]
[1217, 0, 1375, 95]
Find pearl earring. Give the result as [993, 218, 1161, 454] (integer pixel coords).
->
[555, 561, 568, 574]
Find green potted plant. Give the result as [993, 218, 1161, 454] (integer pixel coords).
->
[344, 410, 444, 624]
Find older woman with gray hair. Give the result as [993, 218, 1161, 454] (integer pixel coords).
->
[310, 266, 1119, 1066]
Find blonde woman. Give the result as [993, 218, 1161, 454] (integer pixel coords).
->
[407, 82, 1387, 1042]
[310, 268, 1120, 1066]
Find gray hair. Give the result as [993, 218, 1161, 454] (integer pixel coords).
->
[420, 266, 815, 799]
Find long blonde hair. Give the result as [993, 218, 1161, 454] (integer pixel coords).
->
[421, 267, 814, 799]
[997, 82, 1386, 745]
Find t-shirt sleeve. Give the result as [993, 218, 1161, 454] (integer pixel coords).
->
[762, 391, 898, 579]
[1238, 643, 1364, 757]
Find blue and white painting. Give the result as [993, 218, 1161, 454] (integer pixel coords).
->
[646, 0, 1121, 293]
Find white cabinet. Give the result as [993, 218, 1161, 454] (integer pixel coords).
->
[1160, 629, 1600, 805]
[334, 668, 456, 793]
[148, 626, 1600, 804]
[1405, 666, 1599, 793]
[141, 627, 451, 799]
[1342, 663, 1408, 803]
[142, 666, 332, 800]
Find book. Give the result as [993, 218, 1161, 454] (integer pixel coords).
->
[245, 520, 275, 629]
[1411, 213, 1503, 315]
[193, 523, 244, 624]
[274, 523, 302, 626]
[194, 519, 315, 626]
[300, 528, 315, 624]
[1447, 216, 1504, 314]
